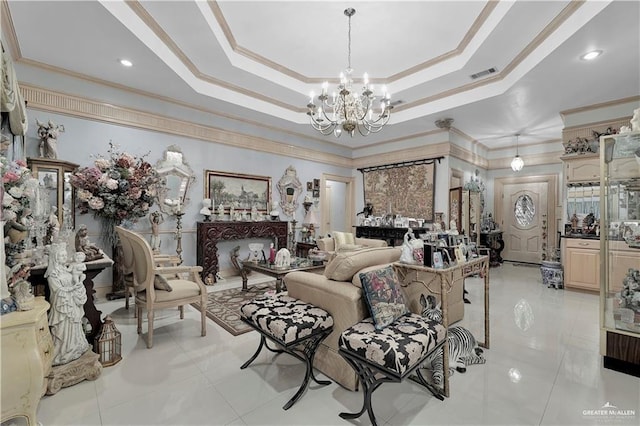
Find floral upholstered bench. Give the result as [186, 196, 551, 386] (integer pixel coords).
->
[338, 313, 447, 426]
[239, 294, 334, 410]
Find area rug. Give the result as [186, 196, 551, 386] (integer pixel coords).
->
[192, 282, 276, 336]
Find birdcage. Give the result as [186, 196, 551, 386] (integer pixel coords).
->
[94, 315, 122, 367]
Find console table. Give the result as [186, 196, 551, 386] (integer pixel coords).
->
[355, 226, 429, 246]
[29, 256, 114, 344]
[197, 221, 288, 283]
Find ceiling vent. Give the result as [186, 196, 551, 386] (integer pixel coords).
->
[470, 67, 498, 80]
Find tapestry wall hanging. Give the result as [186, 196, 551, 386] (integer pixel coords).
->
[362, 161, 436, 221]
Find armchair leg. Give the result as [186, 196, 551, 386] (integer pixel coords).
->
[137, 306, 142, 334]
[200, 296, 207, 336]
[179, 305, 184, 319]
[147, 310, 154, 348]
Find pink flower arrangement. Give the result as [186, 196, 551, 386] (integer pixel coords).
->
[1, 158, 38, 225]
[70, 143, 158, 245]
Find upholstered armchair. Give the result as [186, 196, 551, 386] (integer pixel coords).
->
[115, 226, 207, 348]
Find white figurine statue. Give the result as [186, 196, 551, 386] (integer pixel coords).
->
[45, 243, 91, 366]
[631, 108, 640, 132]
[449, 219, 459, 235]
[149, 211, 163, 253]
[274, 248, 291, 268]
[251, 205, 259, 221]
[200, 199, 213, 220]
[68, 251, 87, 287]
[217, 202, 225, 220]
[270, 201, 280, 220]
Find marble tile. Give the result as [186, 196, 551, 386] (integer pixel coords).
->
[35, 261, 639, 426]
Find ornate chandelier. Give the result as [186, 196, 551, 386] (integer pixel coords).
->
[306, 8, 392, 138]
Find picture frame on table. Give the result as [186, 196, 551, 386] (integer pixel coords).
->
[204, 170, 271, 213]
[433, 252, 444, 269]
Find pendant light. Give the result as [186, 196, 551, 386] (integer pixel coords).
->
[511, 134, 524, 172]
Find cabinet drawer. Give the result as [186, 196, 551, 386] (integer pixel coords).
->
[564, 238, 599, 250]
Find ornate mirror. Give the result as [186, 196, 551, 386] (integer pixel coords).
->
[276, 165, 303, 217]
[155, 145, 195, 215]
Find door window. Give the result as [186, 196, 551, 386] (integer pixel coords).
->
[514, 194, 535, 227]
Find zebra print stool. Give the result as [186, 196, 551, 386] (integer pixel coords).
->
[240, 294, 334, 410]
[338, 314, 447, 426]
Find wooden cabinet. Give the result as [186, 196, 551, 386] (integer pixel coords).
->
[1, 297, 53, 425]
[562, 237, 600, 291]
[562, 154, 600, 184]
[27, 157, 79, 228]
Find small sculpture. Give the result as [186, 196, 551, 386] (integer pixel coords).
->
[8, 263, 34, 311]
[274, 248, 291, 268]
[200, 199, 213, 221]
[270, 201, 280, 221]
[251, 205, 259, 221]
[620, 268, 640, 313]
[449, 219, 459, 235]
[36, 119, 64, 159]
[420, 294, 485, 386]
[229, 205, 235, 221]
[68, 251, 87, 287]
[74, 224, 104, 261]
[47, 206, 60, 244]
[149, 211, 163, 253]
[217, 202, 225, 220]
[45, 244, 91, 366]
[631, 108, 640, 132]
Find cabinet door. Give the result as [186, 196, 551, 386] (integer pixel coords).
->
[565, 247, 600, 291]
[565, 157, 600, 183]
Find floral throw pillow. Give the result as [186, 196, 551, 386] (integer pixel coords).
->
[359, 265, 409, 329]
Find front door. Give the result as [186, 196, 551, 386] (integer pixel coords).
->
[501, 182, 548, 263]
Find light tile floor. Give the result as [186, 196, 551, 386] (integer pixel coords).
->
[35, 263, 639, 425]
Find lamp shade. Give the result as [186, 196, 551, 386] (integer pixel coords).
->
[303, 209, 319, 226]
[511, 155, 524, 172]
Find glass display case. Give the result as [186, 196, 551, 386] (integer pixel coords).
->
[599, 131, 640, 375]
[27, 158, 79, 228]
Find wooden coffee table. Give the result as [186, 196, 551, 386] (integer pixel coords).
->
[239, 258, 325, 292]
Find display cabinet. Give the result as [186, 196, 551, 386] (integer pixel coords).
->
[27, 158, 79, 228]
[599, 131, 640, 376]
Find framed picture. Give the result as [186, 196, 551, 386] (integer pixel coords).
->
[454, 247, 466, 264]
[313, 178, 320, 189]
[312, 189, 320, 198]
[306, 181, 313, 191]
[433, 252, 444, 269]
[449, 187, 462, 233]
[205, 170, 271, 212]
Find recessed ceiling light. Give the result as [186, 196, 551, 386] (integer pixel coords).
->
[580, 50, 602, 61]
[119, 59, 133, 67]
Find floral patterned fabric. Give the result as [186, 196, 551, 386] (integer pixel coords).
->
[240, 294, 333, 345]
[360, 265, 409, 329]
[339, 314, 446, 376]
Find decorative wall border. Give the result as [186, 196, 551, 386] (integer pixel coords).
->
[21, 84, 352, 169]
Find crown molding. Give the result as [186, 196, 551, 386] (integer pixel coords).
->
[559, 95, 640, 120]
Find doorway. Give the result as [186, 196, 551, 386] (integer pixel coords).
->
[320, 174, 355, 236]
[494, 175, 558, 264]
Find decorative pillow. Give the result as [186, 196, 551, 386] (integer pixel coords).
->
[154, 275, 173, 292]
[337, 243, 364, 252]
[333, 231, 355, 251]
[359, 265, 409, 329]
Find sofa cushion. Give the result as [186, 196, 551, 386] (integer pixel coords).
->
[323, 247, 401, 282]
[337, 243, 364, 252]
[359, 265, 409, 329]
[333, 231, 355, 251]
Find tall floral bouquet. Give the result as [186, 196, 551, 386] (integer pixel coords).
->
[70, 143, 158, 247]
[2, 158, 39, 271]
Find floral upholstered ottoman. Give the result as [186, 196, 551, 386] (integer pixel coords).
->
[239, 294, 334, 410]
[338, 313, 447, 426]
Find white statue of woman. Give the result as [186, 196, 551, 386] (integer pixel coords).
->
[217, 202, 225, 220]
[45, 243, 90, 366]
